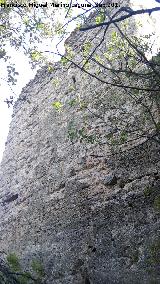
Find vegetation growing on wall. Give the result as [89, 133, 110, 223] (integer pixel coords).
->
[0, 252, 45, 284]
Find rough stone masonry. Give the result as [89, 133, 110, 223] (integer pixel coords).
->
[0, 2, 160, 283]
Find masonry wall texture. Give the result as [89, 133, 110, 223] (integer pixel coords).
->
[0, 2, 160, 284]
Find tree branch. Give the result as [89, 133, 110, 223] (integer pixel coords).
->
[80, 7, 160, 31]
[44, 50, 160, 92]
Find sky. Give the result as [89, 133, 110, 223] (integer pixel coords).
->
[0, 0, 160, 162]
[0, 49, 37, 161]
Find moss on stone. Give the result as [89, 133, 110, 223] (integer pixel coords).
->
[149, 239, 160, 264]
[144, 187, 152, 198]
[153, 196, 160, 211]
[130, 250, 139, 264]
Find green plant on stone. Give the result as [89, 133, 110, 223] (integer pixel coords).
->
[67, 121, 78, 142]
[54, 21, 65, 35]
[68, 98, 77, 107]
[94, 55, 104, 65]
[52, 101, 63, 112]
[143, 187, 152, 198]
[82, 41, 92, 57]
[119, 130, 128, 144]
[7, 253, 21, 272]
[153, 196, 160, 211]
[67, 121, 97, 144]
[47, 65, 54, 73]
[130, 250, 139, 264]
[17, 272, 33, 284]
[95, 10, 105, 24]
[0, 252, 45, 284]
[31, 259, 45, 281]
[60, 56, 69, 66]
[68, 86, 76, 92]
[52, 78, 60, 87]
[149, 239, 160, 264]
[60, 46, 74, 66]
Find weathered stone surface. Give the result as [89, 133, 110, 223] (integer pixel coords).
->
[0, 2, 160, 283]
[2, 193, 18, 204]
[103, 173, 117, 186]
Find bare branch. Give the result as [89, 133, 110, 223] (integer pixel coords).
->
[44, 50, 160, 92]
[80, 6, 160, 31]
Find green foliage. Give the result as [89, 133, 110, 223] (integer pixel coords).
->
[105, 130, 128, 146]
[130, 250, 139, 264]
[119, 131, 128, 143]
[0, 48, 6, 58]
[153, 196, 160, 211]
[23, 16, 29, 26]
[103, 51, 113, 61]
[134, 90, 140, 96]
[52, 101, 63, 112]
[103, 24, 152, 71]
[60, 46, 74, 66]
[0, 253, 45, 284]
[47, 64, 54, 73]
[78, 100, 88, 110]
[36, 22, 45, 30]
[82, 60, 90, 70]
[31, 51, 43, 62]
[111, 31, 118, 41]
[31, 259, 45, 278]
[36, 22, 52, 37]
[0, 0, 6, 4]
[95, 12, 105, 24]
[68, 98, 77, 107]
[152, 53, 160, 65]
[7, 253, 21, 272]
[121, 19, 129, 30]
[144, 187, 152, 198]
[60, 56, 69, 66]
[95, 67, 101, 75]
[94, 55, 103, 64]
[52, 78, 59, 87]
[65, 46, 74, 57]
[83, 41, 92, 57]
[68, 86, 75, 92]
[0, 0, 57, 85]
[64, 5, 73, 18]
[67, 121, 97, 144]
[0, 271, 6, 283]
[18, 273, 31, 284]
[110, 137, 118, 146]
[54, 22, 65, 35]
[78, 127, 95, 144]
[67, 121, 78, 141]
[157, 122, 160, 130]
[149, 239, 160, 264]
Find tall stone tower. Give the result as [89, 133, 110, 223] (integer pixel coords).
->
[0, 2, 160, 283]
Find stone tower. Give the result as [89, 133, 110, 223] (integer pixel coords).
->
[0, 2, 160, 283]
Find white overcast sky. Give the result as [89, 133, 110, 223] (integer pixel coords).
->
[0, 0, 160, 162]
